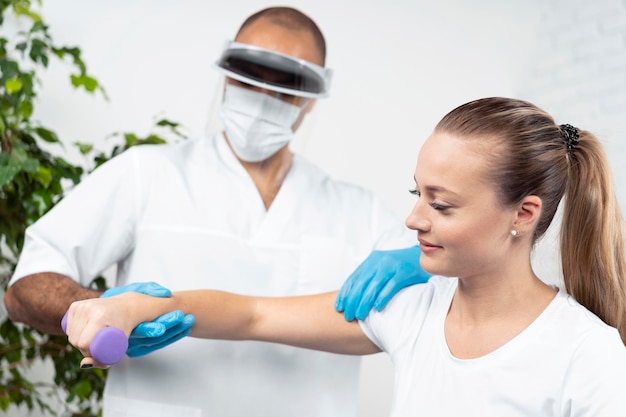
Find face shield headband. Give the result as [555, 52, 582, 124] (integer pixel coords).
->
[214, 40, 332, 99]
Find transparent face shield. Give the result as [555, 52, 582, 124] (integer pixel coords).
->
[205, 41, 331, 163]
[214, 40, 333, 99]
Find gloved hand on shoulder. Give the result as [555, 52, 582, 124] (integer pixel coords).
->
[101, 281, 195, 358]
[335, 245, 431, 321]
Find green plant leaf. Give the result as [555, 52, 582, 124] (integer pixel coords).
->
[70, 73, 99, 92]
[13, 3, 43, 23]
[10, 146, 27, 162]
[17, 99, 33, 120]
[0, 395, 10, 411]
[67, 379, 93, 402]
[156, 118, 187, 139]
[29, 38, 49, 67]
[142, 134, 167, 145]
[0, 5, 179, 417]
[0, 158, 20, 188]
[156, 119, 180, 128]
[30, 21, 47, 34]
[34, 165, 52, 187]
[124, 132, 138, 147]
[30, 189, 52, 217]
[0, 58, 19, 80]
[74, 142, 94, 155]
[20, 157, 39, 173]
[5, 78, 22, 94]
[33, 127, 59, 143]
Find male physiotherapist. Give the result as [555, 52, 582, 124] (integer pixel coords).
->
[5, 6, 428, 417]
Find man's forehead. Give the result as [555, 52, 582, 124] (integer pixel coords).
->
[235, 19, 322, 65]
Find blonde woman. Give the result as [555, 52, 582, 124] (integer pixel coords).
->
[65, 97, 626, 416]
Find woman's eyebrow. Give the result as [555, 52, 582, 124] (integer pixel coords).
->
[414, 178, 458, 196]
[424, 185, 457, 195]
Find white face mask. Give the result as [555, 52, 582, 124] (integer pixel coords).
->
[220, 84, 302, 162]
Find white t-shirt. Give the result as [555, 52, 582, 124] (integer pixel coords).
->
[360, 276, 626, 417]
[11, 134, 415, 417]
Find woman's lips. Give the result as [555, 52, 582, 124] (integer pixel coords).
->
[418, 238, 442, 254]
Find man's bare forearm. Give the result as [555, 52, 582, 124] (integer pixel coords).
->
[4, 273, 103, 335]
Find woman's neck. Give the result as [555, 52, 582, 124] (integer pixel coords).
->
[444, 269, 557, 359]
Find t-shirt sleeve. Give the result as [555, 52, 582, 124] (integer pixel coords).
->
[10, 147, 142, 286]
[562, 326, 626, 416]
[359, 279, 438, 355]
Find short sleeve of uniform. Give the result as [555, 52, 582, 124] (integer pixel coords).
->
[10, 147, 142, 286]
[318, 172, 415, 253]
[367, 192, 415, 251]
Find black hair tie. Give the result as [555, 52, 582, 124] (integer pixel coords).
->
[560, 124, 579, 152]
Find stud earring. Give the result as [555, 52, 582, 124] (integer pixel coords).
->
[511, 230, 520, 237]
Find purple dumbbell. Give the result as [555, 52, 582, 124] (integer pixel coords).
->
[61, 311, 128, 365]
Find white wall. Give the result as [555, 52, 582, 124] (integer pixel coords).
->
[520, 0, 626, 289]
[4, 0, 625, 416]
[32, 0, 542, 214]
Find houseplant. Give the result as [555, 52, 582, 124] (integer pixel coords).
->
[0, 1, 184, 415]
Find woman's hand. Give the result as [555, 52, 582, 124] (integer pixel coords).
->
[64, 292, 151, 368]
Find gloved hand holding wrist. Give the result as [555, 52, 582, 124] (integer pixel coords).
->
[335, 245, 431, 321]
[101, 282, 195, 357]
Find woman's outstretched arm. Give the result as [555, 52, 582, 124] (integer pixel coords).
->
[64, 289, 381, 367]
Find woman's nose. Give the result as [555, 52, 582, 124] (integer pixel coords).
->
[405, 200, 430, 232]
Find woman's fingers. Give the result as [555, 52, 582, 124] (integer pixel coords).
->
[79, 356, 110, 370]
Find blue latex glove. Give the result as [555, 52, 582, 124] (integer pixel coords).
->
[125, 311, 195, 358]
[335, 245, 431, 321]
[101, 282, 195, 357]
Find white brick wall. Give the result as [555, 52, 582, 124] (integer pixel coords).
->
[521, 0, 626, 286]
[525, 0, 626, 123]
[522, 0, 626, 139]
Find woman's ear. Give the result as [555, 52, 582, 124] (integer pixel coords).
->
[514, 195, 542, 234]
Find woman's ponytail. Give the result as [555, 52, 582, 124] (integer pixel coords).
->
[560, 129, 626, 343]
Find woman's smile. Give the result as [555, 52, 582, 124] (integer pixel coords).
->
[418, 238, 442, 254]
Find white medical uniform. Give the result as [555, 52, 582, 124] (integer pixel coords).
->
[360, 276, 626, 417]
[11, 133, 415, 417]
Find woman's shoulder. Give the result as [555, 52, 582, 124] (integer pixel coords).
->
[363, 277, 454, 328]
[385, 276, 454, 308]
[359, 277, 454, 353]
[550, 289, 626, 355]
